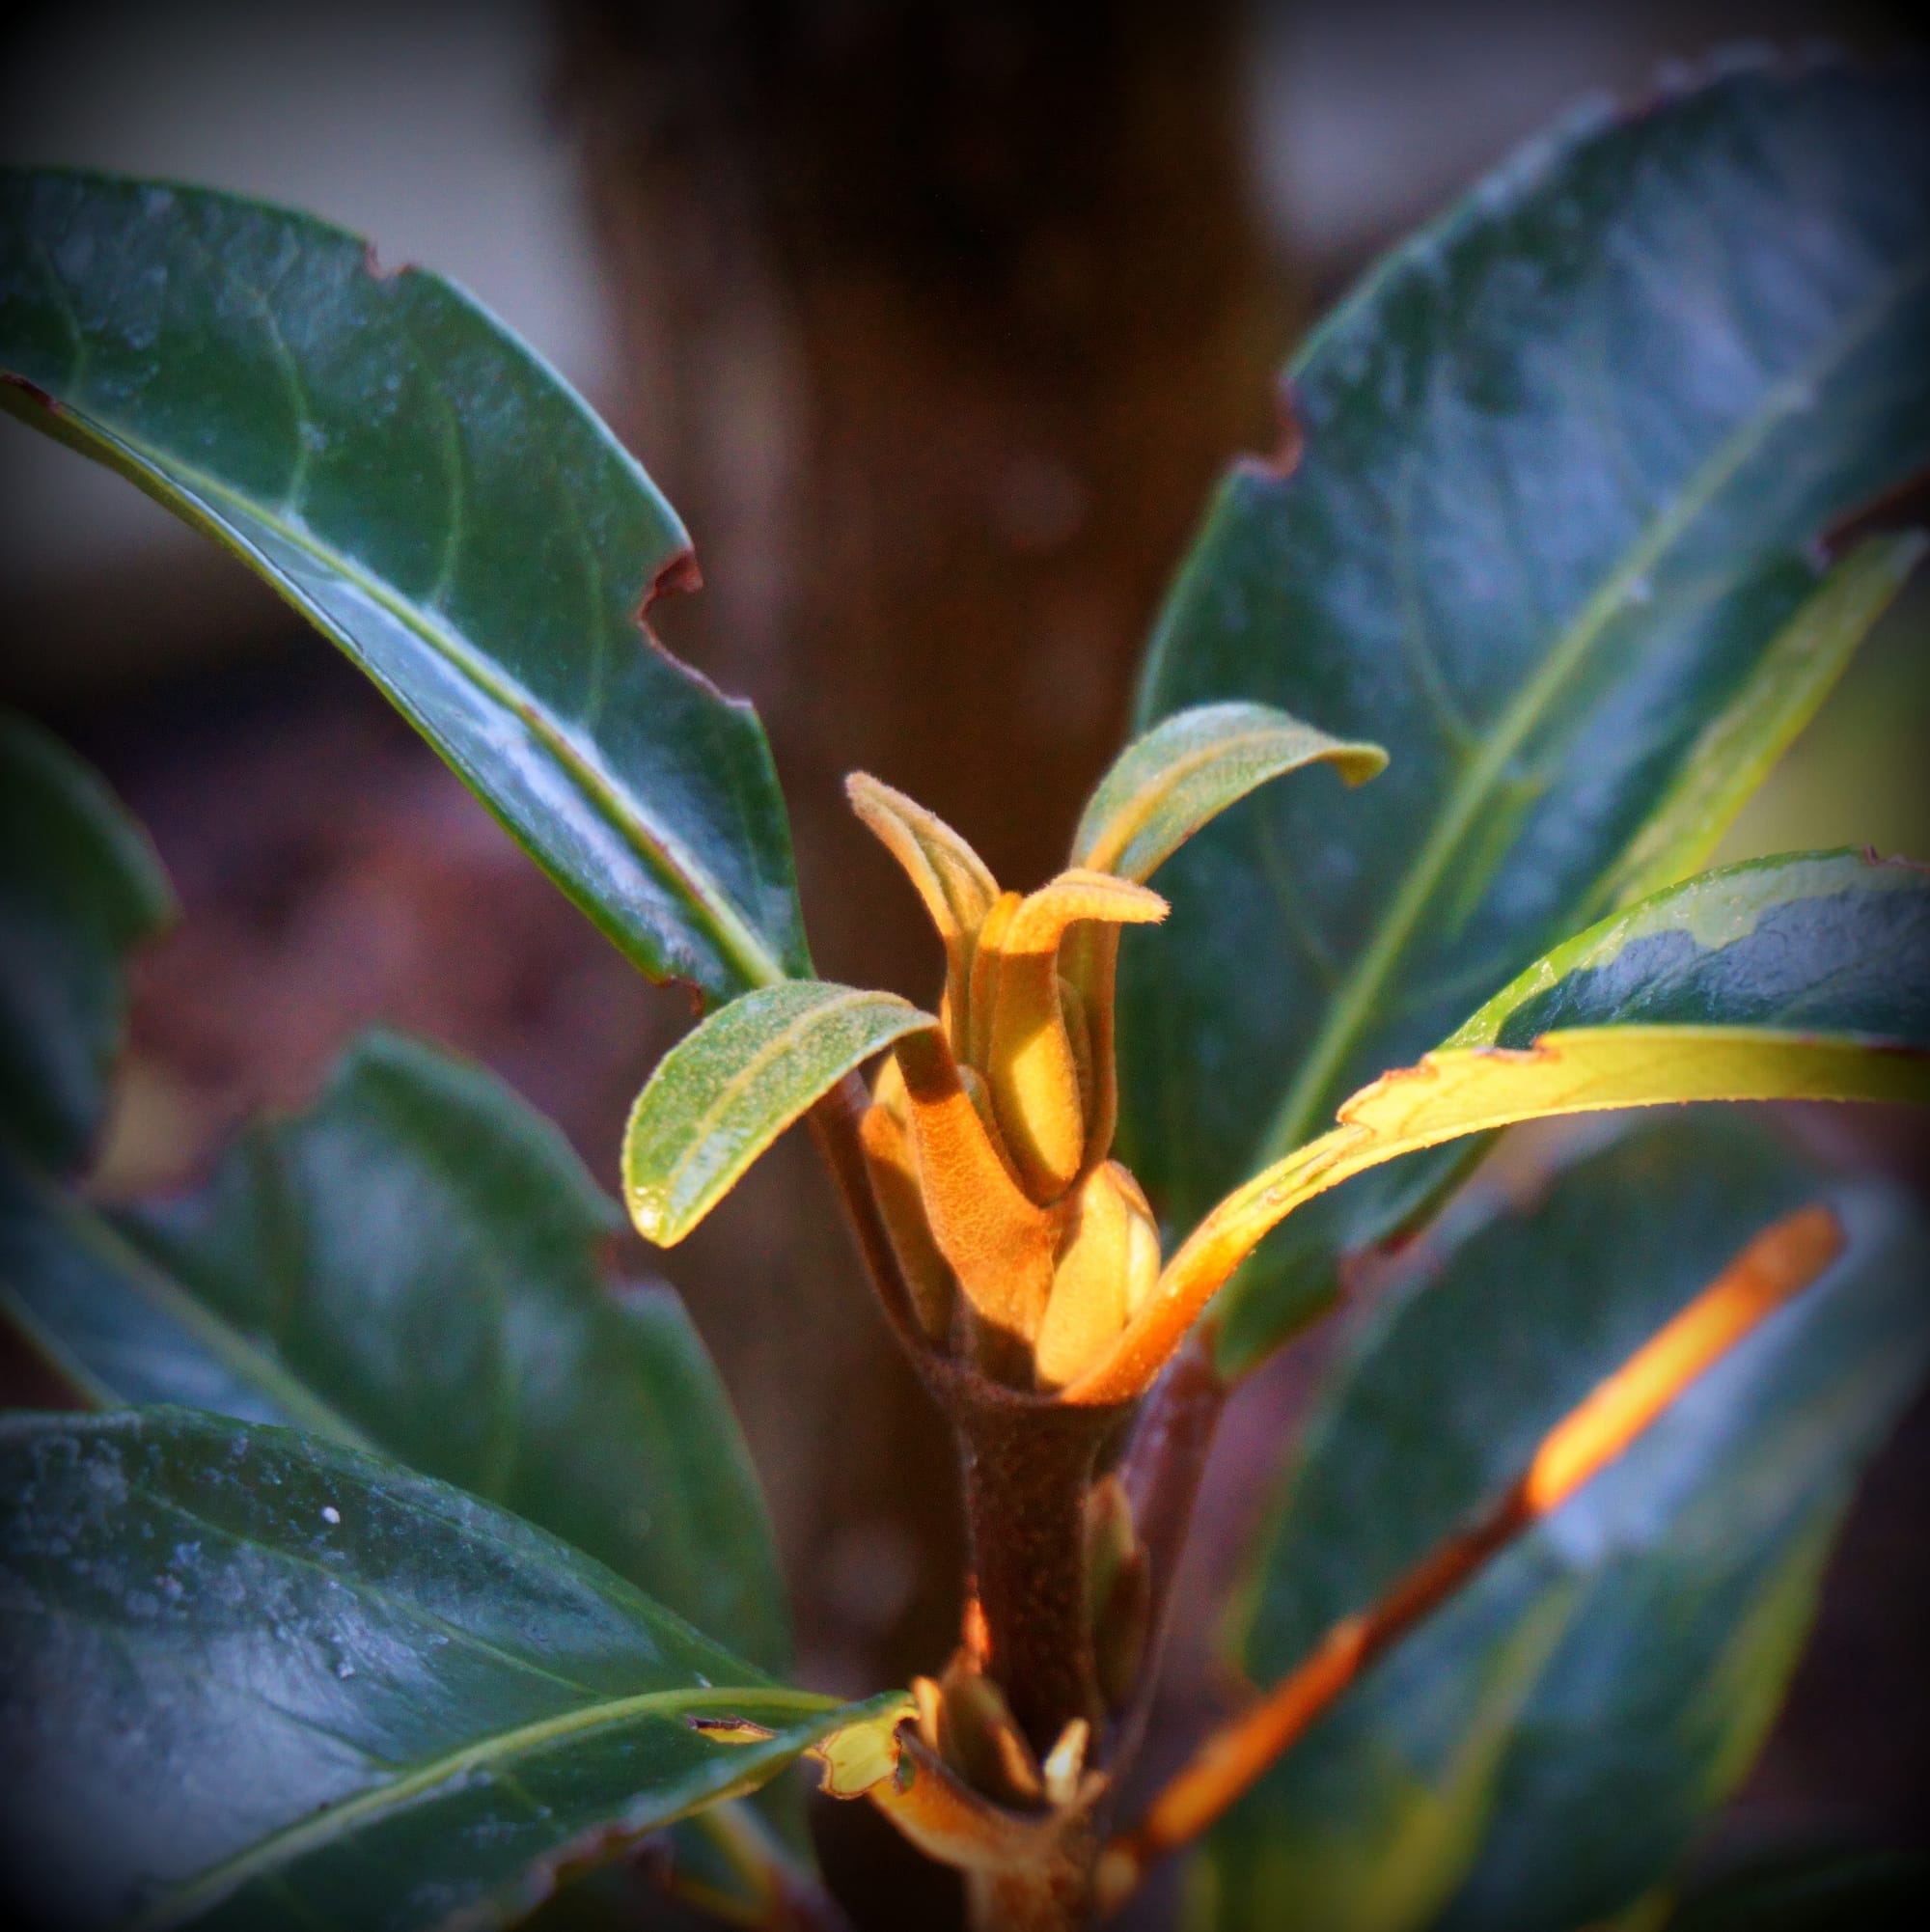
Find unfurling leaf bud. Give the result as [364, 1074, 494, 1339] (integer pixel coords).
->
[1034, 1163, 1161, 1390]
[846, 773, 1169, 1393]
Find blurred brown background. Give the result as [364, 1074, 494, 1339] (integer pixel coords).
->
[3, 2, 1926, 1922]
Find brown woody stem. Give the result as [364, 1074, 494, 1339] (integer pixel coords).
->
[1095, 1201, 1844, 1915]
[1104, 1333, 1228, 1776]
[955, 1385, 1123, 1755]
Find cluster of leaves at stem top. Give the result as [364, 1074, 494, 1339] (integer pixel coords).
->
[2, 47, 1930, 1932]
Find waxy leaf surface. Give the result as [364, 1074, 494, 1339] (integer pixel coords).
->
[0, 1409, 903, 1932]
[0, 1029, 792, 1674]
[1203, 1117, 1930, 1932]
[0, 170, 806, 1005]
[1118, 61, 1930, 1357]
[1197, 851, 1929, 1371]
[0, 711, 172, 1173]
[623, 981, 934, 1246]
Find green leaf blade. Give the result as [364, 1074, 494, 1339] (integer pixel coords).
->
[1118, 61, 1930, 1354]
[0, 1409, 901, 1932]
[1183, 853, 1929, 1358]
[1070, 702, 1386, 882]
[1205, 1116, 1930, 1932]
[622, 982, 935, 1246]
[2, 1028, 795, 1674]
[0, 169, 806, 1005]
[0, 712, 174, 1172]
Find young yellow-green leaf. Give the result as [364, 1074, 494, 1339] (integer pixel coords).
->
[1206, 1117, 1929, 1932]
[0, 170, 806, 1006]
[1448, 848, 1928, 1051]
[0, 711, 173, 1172]
[1117, 61, 1930, 1357]
[1069, 703, 1386, 882]
[0, 1408, 904, 1932]
[623, 982, 937, 1246]
[1105, 850, 1930, 1389]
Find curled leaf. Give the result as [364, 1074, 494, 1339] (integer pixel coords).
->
[809, 1696, 918, 1800]
[983, 871, 1166, 1201]
[624, 983, 936, 1245]
[847, 773, 1001, 1009]
[1072, 701, 1386, 882]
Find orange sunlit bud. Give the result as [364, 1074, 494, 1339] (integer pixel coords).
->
[1059, 975, 1093, 1124]
[985, 872, 1165, 1203]
[1034, 1161, 1163, 1390]
[936, 1651, 1045, 1808]
[859, 1099, 956, 1341]
[892, 1028, 1059, 1382]
[847, 773, 999, 1026]
[965, 892, 1021, 1074]
[848, 774, 1169, 1394]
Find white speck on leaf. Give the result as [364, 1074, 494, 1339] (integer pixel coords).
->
[321, 1505, 342, 1526]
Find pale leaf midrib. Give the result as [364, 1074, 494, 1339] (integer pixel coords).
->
[1251, 245, 1930, 1172]
[131, 1683, 836, 1932]
[38, 402, 786, 996]
[13, 1161, 372, 1449]
[1084, 726, 1351, 874]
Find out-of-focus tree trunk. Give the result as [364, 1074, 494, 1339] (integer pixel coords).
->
[555, 7, 1289, 1917]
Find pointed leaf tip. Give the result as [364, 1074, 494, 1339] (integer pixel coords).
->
[1073, 702, 1386, 882]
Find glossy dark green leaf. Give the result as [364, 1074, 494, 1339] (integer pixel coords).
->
[0, 170, 807, 1005]
[0, 710, 173, 1172]
[1, 1029, 792, 1674]
[1202, 1115, 1930, 1932]
[1600, 534, 1926, 907]
[622, 982, 936, 1247]
[1119, 60, 1930, 1361]
[0, 1408, 907, 1932]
